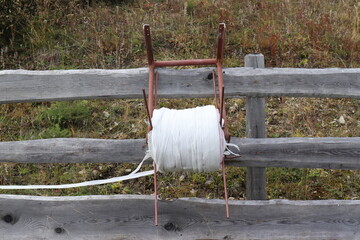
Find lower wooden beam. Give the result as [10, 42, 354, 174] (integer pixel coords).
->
[0, 194, 359, 239]
[0, 137, 360, 170]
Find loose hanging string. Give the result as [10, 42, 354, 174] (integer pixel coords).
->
[0, 105, 239, 189]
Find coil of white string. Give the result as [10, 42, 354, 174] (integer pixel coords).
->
[150, 105, 225, 172]
[0, 105, 239, 189]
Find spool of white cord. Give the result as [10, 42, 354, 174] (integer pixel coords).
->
[149, 105, 225, 173]
[0, 105, 239, 189]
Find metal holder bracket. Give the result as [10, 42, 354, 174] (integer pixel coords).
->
[143, 23, 230, 225]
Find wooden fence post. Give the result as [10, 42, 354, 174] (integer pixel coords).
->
[245, 53, 266, 200]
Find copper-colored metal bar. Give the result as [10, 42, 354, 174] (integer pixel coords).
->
[154, 71, 159, 108]
[144, 26, 157, 225]
[217, 62, 230, 141]
[217, 62, 225, 116]
[153, 162, 158, 226]
[217, 23, 226, 63]
[148, 66, 155, 114]
[216, 23, 229, 139]
[148, 66, 158, 226]
[142, 89, 153, 130]
[143, 25, 154, 66]
[212, 70, 219, 108]
[154, 59, 217, 67]
[222, 157, 230, 218]
[219, 86, 225, 126]
[216, 63, 224, 94]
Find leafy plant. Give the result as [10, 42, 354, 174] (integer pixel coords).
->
[38, 124, 71, 139]
[39, 101, 91, 127]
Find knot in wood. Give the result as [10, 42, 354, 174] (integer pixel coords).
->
[3, 214, 13, 223]
[163, 222, 180, 232]
[55, 227, 65, 234]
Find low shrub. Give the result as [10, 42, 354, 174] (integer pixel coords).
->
[39, 101, 91, 127]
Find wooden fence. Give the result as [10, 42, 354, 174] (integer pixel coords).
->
[0, 54, 360, 239]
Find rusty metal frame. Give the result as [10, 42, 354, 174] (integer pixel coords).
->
[143, 23, 230, 225]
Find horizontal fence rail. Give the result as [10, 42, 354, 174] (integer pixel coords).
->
[0, 67, 360, 104]
[0, 137, 359, 170]
[0, 194, 359, 239]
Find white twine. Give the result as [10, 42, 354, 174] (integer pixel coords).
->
[0, 105, 239, 189]
[149, 105, 225, 172]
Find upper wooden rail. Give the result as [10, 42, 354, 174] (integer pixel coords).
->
[1, 137, 359, 170]
[0, 67, 360, 103]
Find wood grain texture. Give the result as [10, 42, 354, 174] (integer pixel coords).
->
[229, 137, 360, 170]
[0, 137, 360, 170]
[245, 54, 266, 200]
[0, 138, 148, 164]
[0, 67, 360, 103]
[0, 194, 359, 239]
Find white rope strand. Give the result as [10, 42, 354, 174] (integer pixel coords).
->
[0, 154, 153, 189]
[0, 105, 240, 189]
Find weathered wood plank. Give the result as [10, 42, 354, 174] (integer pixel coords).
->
[0, 138, 360, 170]
[0, 194, 359, 239]
[229, 137, 360, 170]
[245, 54, 266, 200]
[1, 67, 360, 103]
[0, 138, 148, 164]
[224, 67, 360, 99]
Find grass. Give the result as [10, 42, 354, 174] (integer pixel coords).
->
[0, 0, 359, 200]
